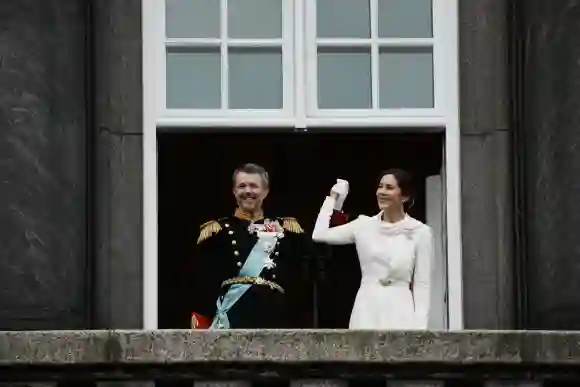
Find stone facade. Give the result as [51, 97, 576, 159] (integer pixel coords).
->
[0, 0, 89, 330]
[0, 0, 579, 332]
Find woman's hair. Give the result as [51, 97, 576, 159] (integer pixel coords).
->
[377, 168, 415, 210]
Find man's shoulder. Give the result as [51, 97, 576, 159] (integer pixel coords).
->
[276, 216, 305, 234]
[197, 216, 230, 244]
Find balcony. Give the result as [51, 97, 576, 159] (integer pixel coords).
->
[0, 330, 579, 386]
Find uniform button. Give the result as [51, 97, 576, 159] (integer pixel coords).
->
[272, 275, 276, 279]
[225, 223, 230, 228]
[231, 240, 237, 245]
[234, 251, 239, 256]
[274, 252, 279, 256]
[237, 262, 242, 267]
[228, 230, 234, 235]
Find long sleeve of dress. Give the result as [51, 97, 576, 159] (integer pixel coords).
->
[412, 226, 435, 329]
[312, 197, 358, 245]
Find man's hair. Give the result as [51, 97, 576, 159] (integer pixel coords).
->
[232, 163, 270, 188]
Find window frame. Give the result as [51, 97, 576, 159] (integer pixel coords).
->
[155, 0, 296, 122]
[304, 0, 445, 119]
[142, 0, 463, 330]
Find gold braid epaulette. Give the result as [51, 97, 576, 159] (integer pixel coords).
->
[281, 217, 304, 234]
[197, 219, 223, 244]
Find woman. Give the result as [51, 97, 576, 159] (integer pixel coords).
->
[312, 169, 434, 330]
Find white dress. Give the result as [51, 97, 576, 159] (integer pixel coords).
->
[312, 196, 434, 330]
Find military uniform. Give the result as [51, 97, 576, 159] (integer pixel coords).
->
[191, 208, 314, 329]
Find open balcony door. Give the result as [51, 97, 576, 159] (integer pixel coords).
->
[425, 154, 449, 329]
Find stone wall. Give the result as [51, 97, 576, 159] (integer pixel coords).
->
[0, 0, 89, 329]
[0, 330, 578, 386]
[519, 0, 580, 331]
[2, 0, 567, 334]
[0, 0, 144, 331]
[92, 0, 144, 329]
[458, 0, 515, 329]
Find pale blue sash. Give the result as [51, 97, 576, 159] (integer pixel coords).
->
[210, 233, 277, 329]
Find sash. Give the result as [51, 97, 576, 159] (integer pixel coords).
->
[210, 232, 278, 329]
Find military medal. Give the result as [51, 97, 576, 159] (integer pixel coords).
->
[247, 218, 284, 271]
[263, 256, 276, 270]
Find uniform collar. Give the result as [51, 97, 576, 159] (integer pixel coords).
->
[234, 208, 264, 221]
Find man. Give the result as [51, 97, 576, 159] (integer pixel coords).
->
[190, 163, 314, 329]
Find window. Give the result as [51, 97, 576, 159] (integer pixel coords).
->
[160, 0, 294, 119]
[152, 0, 454, 126]
[142, 0, 461, 330]
[306, 0, 439, 117]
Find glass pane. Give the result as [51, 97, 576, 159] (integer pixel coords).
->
[378, 0, 433, 38]
[165, 0, 220, 38]
[228, 0, 282, 38]
[318, 47, 371, 109]
[379, 47, 433, 108]
[166, 47, 221, 109]
[228, 47, 283, 109]
[317, 0, 370, 38]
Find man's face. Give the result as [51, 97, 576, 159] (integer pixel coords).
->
[233, 172, 268, 213]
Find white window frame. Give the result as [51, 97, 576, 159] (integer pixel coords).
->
[304, 0, 445, 120]
[142, 0, 462, 330]
[155, 0, 296, 126]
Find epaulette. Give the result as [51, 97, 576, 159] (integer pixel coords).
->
[197, 218, 225, 244]
[281, 217, 304, 234]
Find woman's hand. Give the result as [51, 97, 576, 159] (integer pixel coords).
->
[330, 179, 349, 210]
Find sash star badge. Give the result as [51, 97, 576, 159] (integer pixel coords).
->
[263, 256, 276, 270]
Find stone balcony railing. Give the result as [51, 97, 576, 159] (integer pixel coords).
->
[0, 330, 579, 387]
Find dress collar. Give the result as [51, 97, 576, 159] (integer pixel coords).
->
[373, 212, 422, 233]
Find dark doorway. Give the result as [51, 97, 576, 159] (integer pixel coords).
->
[157, 130, 444, 329]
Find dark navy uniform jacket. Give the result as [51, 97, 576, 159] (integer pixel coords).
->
[191, 209, 314, 329]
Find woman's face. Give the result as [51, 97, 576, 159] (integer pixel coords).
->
[376, 174, 406, 211]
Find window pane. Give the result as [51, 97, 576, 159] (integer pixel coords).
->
[378, 0, 433, 38]
[228, 0, 282, 38]
[165, 0, 220, 38]
[318, 47, 371, 109]
[379, 47, 433, 108]
[317, 0, 370, 38]
[228, 47, 283, 109]
[166, 47, 221, 109]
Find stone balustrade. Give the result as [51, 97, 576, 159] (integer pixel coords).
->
[0, 330, 579, 386]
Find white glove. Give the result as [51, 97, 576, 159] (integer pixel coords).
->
[330, 179, 349, 211]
